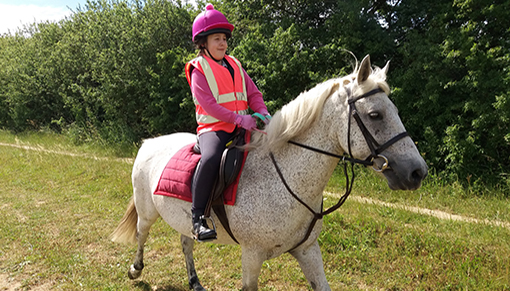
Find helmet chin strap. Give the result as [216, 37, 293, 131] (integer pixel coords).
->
[204, 47, 223, 63]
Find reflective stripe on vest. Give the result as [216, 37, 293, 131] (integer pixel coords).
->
[186, 55, 248, 133]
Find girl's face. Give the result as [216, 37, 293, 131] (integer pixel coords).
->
[205, 33, 228, 61]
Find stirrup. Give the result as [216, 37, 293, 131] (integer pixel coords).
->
[202, 215, 217, 232]
[193, 215, 217, 242]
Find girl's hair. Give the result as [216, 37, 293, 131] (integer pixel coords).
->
[194, 36, 206, 57]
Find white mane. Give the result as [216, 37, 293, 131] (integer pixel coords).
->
[250, 64, 390, 152]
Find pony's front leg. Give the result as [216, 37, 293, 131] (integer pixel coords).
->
[181, 235, 206, 291]
[290, 240, 331, 291]
[241, 248, 265, 291]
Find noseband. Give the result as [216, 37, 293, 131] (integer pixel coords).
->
[270, 86, 409, 252]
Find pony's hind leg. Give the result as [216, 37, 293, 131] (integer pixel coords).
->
[127, 186, 160, 280]
[128, 210, 159, 280]
[128, 216, 151, 279]
[110, 197, 157, 280]
[181, 235, 206, 291]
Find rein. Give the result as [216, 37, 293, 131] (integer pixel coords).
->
[270, 152, 355, 253]
[271, 87, 409, 253]
[287, 140, 372, 166]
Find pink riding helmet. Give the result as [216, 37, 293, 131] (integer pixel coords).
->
[192, 3, 234, 42]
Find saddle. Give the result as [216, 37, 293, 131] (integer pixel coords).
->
[192, 128, 248, 243]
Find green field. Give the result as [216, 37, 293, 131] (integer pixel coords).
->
[1, 130, 509, 290]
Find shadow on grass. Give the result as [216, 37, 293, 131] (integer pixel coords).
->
[134, 281, 188, 291]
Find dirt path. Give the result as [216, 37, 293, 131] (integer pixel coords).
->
[1, 141, 509, 230]
[325, 192, 510, 230]
[0, 274, 20, 291]
[0, 142, 134, 163]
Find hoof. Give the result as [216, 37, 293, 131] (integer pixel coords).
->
[128, 264, 143, 280]
[189, 276, 206, 291]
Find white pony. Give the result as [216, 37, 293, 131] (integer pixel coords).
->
[111, 55, 428, 290]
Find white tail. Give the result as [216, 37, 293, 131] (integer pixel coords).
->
[110, 198, 138, 244]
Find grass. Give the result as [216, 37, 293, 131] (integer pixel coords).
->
[326, 163, 510, 224]
[0, 130, 509, 290]
[0, 129, 139, 159]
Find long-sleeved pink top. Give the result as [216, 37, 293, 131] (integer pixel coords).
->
[190, 66, 269, 125]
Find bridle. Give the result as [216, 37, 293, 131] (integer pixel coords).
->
[269, 86, 409, 252]
[347, 87, 409, 172]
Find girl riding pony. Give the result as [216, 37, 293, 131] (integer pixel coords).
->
[185, 4, 270, 242]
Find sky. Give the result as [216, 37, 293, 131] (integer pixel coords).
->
[0, 0, 86, 34]
[0, 0, 197, 35]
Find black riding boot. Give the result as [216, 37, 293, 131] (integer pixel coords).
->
[192, 213, 217, 242]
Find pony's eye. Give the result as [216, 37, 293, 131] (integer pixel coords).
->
[369, 112, 382, 120]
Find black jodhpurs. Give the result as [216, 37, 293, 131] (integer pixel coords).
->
[191, 130, 236, 215]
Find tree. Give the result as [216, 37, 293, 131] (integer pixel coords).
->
[1, 0, 509, 189]
[384, 0, 510, 187]
[221, 0, 394, 111]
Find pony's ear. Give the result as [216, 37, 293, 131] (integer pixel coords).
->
[357, 55, 372, 84]
[382, 60, 390, 76]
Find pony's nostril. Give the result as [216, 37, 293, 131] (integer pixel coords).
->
[411, 167, 427, 182]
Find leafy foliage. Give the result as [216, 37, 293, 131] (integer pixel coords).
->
[384, 0, 510, 187]
[0, 0, 509, 189]
[0, 0, 196, 144]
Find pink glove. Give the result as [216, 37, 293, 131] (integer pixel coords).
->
[234, 115, 257, 131]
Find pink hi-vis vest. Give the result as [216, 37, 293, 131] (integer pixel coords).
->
[185, 55, 248, 134]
